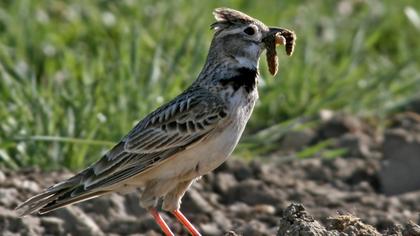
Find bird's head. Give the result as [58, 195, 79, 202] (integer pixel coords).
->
[207, 8, 295, 75]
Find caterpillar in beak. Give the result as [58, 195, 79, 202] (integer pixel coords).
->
[264, 29, 296, 76]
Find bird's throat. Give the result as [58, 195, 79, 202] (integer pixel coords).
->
[219, 67, 258, 93]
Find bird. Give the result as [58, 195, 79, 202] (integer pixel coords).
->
[16, 8, 295, 236]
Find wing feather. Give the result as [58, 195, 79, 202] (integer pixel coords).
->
[83, 87, 227, 188]
[123, 87, 227, 153]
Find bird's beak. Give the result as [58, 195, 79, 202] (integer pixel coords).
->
[268, 27, 287, 35]
[262, 27, 288, 47]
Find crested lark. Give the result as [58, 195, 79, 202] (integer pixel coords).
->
[16, 8, 295, 236]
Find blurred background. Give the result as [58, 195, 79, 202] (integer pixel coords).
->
[1, 0, 420, 235]
[0, 0, 420, 236]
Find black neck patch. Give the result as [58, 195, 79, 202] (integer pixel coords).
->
[219, 67, 258, 93]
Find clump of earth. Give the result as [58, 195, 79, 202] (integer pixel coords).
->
[1, 110, 420, 235]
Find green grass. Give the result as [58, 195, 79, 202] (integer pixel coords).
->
[1, 0, 419, 170]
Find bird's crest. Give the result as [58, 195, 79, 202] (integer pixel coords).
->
[211, 8, 266, 31]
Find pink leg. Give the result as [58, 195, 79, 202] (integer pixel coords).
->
[149, 208, 174, 236]
[172, 210, 201, 236]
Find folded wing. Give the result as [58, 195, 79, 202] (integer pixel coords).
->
[16, 87, 228, 215]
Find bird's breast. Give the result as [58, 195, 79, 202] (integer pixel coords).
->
[146, 91, 257, 182]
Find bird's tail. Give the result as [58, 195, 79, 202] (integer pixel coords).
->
[15, 171, 109, 216]
[16, 142, 129, 216]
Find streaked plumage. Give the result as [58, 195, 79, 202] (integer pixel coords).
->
[16, 7, 295, 236]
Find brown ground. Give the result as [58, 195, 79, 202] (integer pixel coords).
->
[1, 111, 420, 236]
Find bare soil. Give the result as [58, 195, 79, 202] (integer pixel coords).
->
[1, 111, 420, 236]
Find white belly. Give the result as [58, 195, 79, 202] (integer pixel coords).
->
[146, 88, 257, 181]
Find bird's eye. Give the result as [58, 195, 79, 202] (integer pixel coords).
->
[244, 27, 255, 35]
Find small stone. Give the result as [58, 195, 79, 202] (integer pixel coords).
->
[12, 179, 40, 192]
[41, 217, 65, 235]
[213, 210, 232, 229]
[253, 204, 276, 215]
[201, 222, 222, 236]
[228, 202, 251, 215]
[225, 179, 279, 205]
[380, 128, 420, 195]
[280, 130, 315, 151]
[337, 133, 372, 157]
[0, 170, 6, 183]
[225, 231, 240, 236]
[50, 206, 104, 236]
[106, 215, 160, 234]
[0, 188, 19, 207]
[237, 220, 270, 236]
[183, 188, 213, 213]
[79, 193, 126, 218]
[144, 230, 162, 236]
[214, 173, 237, 194]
